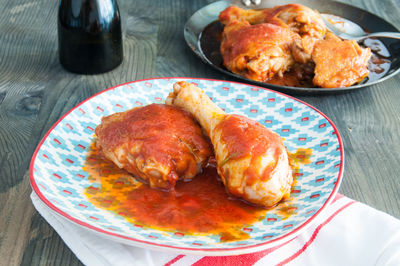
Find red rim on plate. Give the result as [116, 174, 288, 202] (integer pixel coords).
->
[29, 77, 344, 255]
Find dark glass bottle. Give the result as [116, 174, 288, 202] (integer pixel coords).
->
[58, 0, 123, 74]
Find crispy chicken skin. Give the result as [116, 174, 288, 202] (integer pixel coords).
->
[220, 20, 297, 82]
[95, 104, 212, 190]
[312, 33, 372, 88]
[166, 82, 293, 207]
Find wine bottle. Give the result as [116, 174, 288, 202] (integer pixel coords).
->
[58, 0, 123, 74]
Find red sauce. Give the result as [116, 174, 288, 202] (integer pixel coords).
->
[95, 104, 211, 170]
[84, 142, 312, 242]
[200, 21, 392, 88]
[216, 115, 286, 185]
[221, 22, 288, 65]
[220, 21, 294, 82]
[289, 148, 312, 166]
[95, 104, 212, 189]
[267, 67, 314, 87]
[84, 142, 265, 241]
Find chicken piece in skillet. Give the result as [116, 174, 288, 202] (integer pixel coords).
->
[219, 4, 326, 64]
[312, 33, 371, 88]
[220, 20, 298, 82]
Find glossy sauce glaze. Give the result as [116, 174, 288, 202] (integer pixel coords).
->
[84, 142, 311, 242]
[219, 21, 295, 82]
[216, 114, 287, 184]
[95, 104, 212, 189]
[363, 38, 391, 80]
[199, 21, 392, 87]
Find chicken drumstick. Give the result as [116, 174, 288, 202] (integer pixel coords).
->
[166, 82, 292, 207]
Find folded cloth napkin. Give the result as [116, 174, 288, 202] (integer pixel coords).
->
[31, 192, 400, 266]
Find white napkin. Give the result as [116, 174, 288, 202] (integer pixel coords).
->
[31, 192, 400, 265]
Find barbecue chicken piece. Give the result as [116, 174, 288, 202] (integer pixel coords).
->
[312, 33, 372, 88]
[219, 5, 268, 25]
[220, 20, 297, 82]
[95, 104, 212, 190]
[219, 4, 326, 64]
[166, 82, 293, 207]
[219, 4, 325, 38]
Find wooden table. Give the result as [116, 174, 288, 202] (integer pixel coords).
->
[1, 0, 399, 264]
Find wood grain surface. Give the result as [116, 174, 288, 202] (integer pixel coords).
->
[0, 0, 399, 265]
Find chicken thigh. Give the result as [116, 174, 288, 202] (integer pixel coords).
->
[312, 33, 371, 88]
[219, 4, 325, 38]
[95, 104, 212, 190]
[219, 4, 326, 64]
[220, 20, 297, 82]
[166, 82, 292, 207]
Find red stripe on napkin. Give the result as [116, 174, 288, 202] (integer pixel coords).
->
[165, 194, 348, 266]
[276, 200, 355, 265]
[192, 240, 290, 266]
[332, 193, 344, 203]
[165, 255, 185, 266]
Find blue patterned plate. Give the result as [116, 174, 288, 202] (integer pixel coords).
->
[29, 78, 343, 255]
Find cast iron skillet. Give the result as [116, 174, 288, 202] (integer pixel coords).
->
[184, 0, 400, 95]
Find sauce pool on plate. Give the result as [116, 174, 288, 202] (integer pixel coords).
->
[83, 141, 311, 242]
